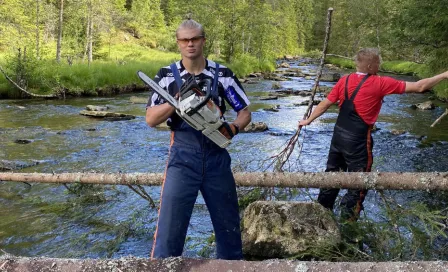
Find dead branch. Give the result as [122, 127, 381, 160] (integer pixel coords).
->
[0, 260, 8, 270]
[0, 64, 57, 98]
[431, 108, 448, 127]
[326, 53, 352, 60]
[127, 185, 156, 208]
[273, 8, 334, 172]
[2, 172, 448, 191]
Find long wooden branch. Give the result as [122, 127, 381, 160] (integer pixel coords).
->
[2, 172, 448, 191]
[274, 8, 334, 172]
[0, 64, 57, 98]
[326, 53, 351, 60]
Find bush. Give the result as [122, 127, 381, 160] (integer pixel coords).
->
[226, 54, 275, 78]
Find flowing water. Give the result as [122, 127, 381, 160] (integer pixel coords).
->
[1, 59, 448, 258]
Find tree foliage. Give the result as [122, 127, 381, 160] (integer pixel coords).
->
[1, 0, 448, 96]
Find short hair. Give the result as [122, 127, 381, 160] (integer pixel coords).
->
[355, 48, 382, 64]
[176, 19, 205, 38]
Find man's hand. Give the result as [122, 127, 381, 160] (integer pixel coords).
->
[298, 119, 311, 127]
[219, 122, 239, 139]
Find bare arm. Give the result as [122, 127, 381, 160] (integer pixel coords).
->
[298, 98, 335, 126]
[233, 107, 251, 131]
[405, 71, 448, 93]
[145, 103, 176, 128]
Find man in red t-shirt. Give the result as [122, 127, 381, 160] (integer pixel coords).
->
[299, 48, 448, 221]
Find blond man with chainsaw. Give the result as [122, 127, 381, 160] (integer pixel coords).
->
[300, 48, 448, 221]
[144, 19, 251, 259]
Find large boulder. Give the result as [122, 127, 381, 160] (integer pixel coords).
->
[0, 160, 43, 171]
[129, 96, 148, 104]
[294, 100, 321, 106]
[242, 201, 340, 259]
[411, 101, 435, 110]
[80, 110, 136, 121]
[278, 62, 290, 68]
[85, 105, 109, 111]
[320, 72, 341, 82]
[259, 95, 278, 101]
[272, 82, 282, 90]
[242, 122, 268, 133]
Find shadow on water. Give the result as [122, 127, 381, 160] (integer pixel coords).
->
[1, 62, 448, 258]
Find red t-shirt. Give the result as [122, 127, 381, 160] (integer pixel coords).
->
[327, 73, 406, 125]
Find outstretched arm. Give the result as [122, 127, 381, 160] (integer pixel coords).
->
[405, 71, 448, 93]
[298, 98, 335, 126]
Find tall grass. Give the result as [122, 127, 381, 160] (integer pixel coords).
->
[223, 54, 275, 78]
[0, 46, 179, 97]
[0, 43, 278, 97]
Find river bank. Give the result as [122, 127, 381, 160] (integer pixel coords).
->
[0, 46, 275, 99]
[2, 48, 446, 100]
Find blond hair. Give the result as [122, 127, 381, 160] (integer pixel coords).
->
[176, 19, 205, 38]
[355, 48, 382, 64]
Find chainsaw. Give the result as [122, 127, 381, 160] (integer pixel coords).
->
[137, 71, 232, 148]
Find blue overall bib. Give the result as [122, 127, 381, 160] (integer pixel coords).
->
[151, 63, 243, 259]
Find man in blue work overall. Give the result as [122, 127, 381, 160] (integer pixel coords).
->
[145, 19, 251, 259]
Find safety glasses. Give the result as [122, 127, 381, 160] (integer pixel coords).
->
[177, 35, 204, 46]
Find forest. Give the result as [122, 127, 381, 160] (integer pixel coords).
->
[0, 0, 447, 97]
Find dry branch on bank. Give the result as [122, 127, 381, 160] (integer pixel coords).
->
[0, 64, 57, 98]
[2, 172, 448, 191]
[326, 53, 352, 60]
[431, 108, 448, 127]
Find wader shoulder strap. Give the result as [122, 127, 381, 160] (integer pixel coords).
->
[170, 63, 183, 89]
[212, 62, 220, 97]
[344, 75, 351, 100]
[171, 62, 219, 95]
[345, 74, 370, 101]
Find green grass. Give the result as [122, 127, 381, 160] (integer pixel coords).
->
[325, 56, 356, 69]
[220, 54, 275, 78]
[325, 55, 428, 76]
[0, 45, 180, 97]
[0, 46, 277, 98]
[380, 61, 426, 77]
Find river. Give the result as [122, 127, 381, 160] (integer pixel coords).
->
[1, 59, 448, 259]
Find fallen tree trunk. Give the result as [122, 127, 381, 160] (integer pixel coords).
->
[0, 64, 57, 98]
[0, 256, 447, 272]
[1, 172, 448, 191]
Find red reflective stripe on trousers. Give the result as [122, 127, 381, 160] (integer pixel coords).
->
[150, 132, 175, 258]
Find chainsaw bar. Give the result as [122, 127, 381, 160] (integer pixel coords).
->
[137, 70, 231, 148]
[137, 71, 179, 109]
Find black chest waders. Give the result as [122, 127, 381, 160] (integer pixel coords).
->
[317, 74, 374, 221]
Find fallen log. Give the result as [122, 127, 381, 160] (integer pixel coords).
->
[0, 256, 447, 272]
[1, 172, 448, 191]
[0, 64, 57, 98]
